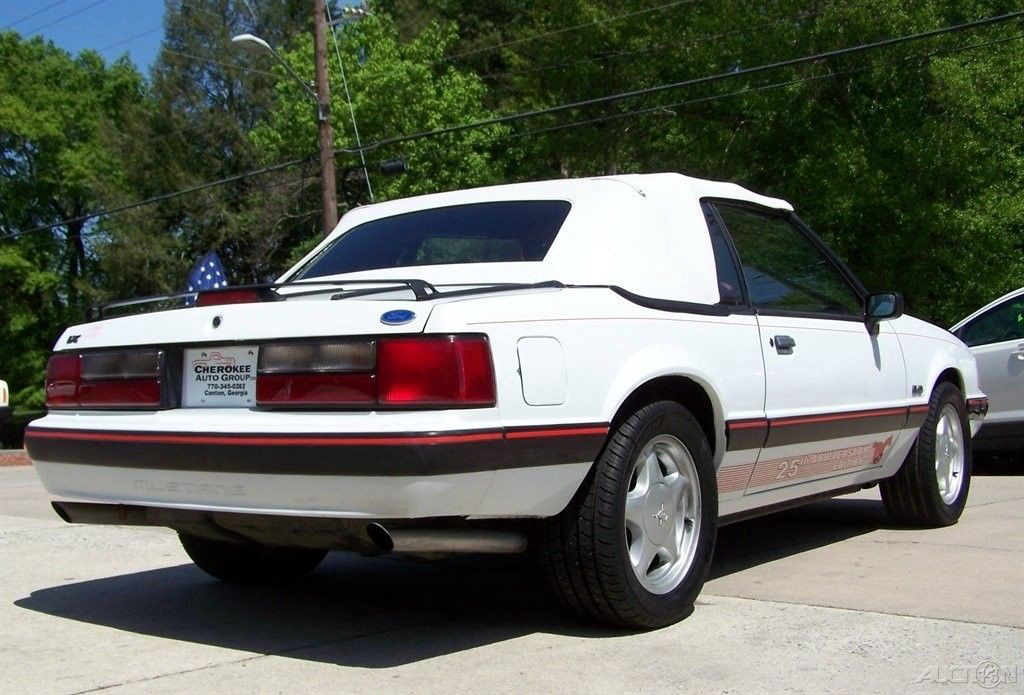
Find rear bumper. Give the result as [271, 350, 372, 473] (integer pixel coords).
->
[26, 420, 606, 519]
[25, 425, 606, 476]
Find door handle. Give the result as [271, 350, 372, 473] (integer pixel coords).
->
[773, 335, 796, 354]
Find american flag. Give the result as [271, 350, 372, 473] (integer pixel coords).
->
[184, 251, 228, 306]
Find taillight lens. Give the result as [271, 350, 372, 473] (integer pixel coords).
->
[258, 341, 375, 373]
[45, 355, 81, 407]
[254, 335, 495, 408]
[256, 341, 376, 406]
[45, 350, 163, 408]
[377, 336, 495, 406]
[257, 373, 375, 405]
[196, 288, 261, 307]
[81, 351, 162, 379]
[78, 379, 162, 407]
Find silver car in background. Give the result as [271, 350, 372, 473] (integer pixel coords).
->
[0, 379, 10, 427]
[951, 288, 1024, 455]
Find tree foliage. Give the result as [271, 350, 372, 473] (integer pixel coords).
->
[1, 0, 1022, 412]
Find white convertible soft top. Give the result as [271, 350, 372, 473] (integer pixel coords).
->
[285, 173, 794, 305]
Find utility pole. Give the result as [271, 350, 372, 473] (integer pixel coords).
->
[312, 0, 338, 233]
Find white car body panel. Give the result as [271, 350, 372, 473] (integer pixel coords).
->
[892, 315, 986, 436]
[970, 341, 1024, 427]
[751, 317, 908, 494]
[28, 173, 986, 525]
[950, 288, 1024, 432]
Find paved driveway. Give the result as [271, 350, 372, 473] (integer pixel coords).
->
[1, 464, 1021, 694]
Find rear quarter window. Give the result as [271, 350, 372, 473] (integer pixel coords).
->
[295, 200, 571, 279]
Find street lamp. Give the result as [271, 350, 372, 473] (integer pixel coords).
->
[231, 33, 325, 121]
[232, 23, 338, 234]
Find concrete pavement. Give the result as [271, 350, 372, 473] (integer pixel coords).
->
[1, 464, 1021, 694]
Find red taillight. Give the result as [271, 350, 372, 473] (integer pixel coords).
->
[45, 355, 80, 407]
[256, 373, 375, 405]
[254, 335, 495, 408]
[256, 341, 376, 407]
[196, 289, 261, 307]
[377, 336, 495, 406]
[78, 379, 162, 407]
[45, 350, 163, 409]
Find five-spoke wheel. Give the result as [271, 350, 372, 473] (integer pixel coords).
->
[541, 400, 716, 628]
[624, 434, 702, 595]
[881, 381, 971, 526]
[934, 404, 965, 505]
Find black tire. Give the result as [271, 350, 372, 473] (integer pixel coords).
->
[880, 381, 972, 526]
[179, 533, 327, 584]
[540, 400, 717, 629]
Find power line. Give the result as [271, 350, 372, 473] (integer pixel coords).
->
[3, 156, 314, 240]
[345, 11, 1023, 155]
[60, 29, 1023, 242]
[96, 26, 162, 54]
[325, 2, 373, 202]
[16, 10, 279, 79]
[362, 31, 1024, 176]
[4, 13, 1019, 241]
[74, 168, 319, 239]
[494, 10, 820, 79]
[5, 11, 288, 168]
[433, 0, 700, 65]
[468, 32, 1024, 149]
[61, 31, 1024, 242]
[1, 0, 69, 30]
[23, 0, 107, 37]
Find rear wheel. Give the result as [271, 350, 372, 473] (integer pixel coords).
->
[179, 533, 327, 584]
[540, 400, 717, 628]
[881, 381, 971, 526]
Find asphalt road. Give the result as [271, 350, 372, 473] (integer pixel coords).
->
[1, 464, 1021, 694]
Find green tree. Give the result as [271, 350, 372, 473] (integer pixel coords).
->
[147, 0, 334, 283]
[1, 32, 150, 408]
[402, 0, 1022, 322]
[250, 12, 509, 264]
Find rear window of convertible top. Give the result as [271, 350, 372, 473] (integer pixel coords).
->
[294, 200, 571, 279]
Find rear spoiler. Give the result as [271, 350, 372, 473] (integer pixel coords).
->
[87, 279, 567, 321]
[87, 279, 439, 321]
[89, 279, 734, 322]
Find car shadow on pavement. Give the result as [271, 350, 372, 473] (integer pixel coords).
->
[712, 495, 895, 580]
[14, 495, 897, 668]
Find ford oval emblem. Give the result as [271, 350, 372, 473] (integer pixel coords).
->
[380, 309, 416, 326]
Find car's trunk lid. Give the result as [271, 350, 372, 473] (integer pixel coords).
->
[56, 295, 431, 352]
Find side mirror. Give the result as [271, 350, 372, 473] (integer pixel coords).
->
[865, 292, 904, 334]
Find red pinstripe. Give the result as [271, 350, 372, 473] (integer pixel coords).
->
[770, 406, 908, 427]
[25, 425, 609, 447]
[505, 426, 609, 440]
[726, 419, 768, 431]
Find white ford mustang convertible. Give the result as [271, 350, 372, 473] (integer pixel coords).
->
[27, 173, 988, 628]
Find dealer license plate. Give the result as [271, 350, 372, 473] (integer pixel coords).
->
[183, 347, 258, 407]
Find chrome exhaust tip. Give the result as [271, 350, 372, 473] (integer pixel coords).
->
[366, 522, 527, 555]
[366, 522, 395, 552]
